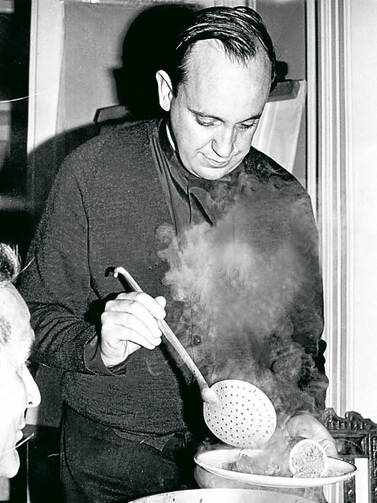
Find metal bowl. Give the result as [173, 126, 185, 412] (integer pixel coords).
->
[129, 488, 314, 503]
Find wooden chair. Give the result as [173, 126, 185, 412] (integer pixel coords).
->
[322, 408, 377, 503]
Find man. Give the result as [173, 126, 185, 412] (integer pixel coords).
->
[0, 243, 41, 478]
[20, 6, 336, 502]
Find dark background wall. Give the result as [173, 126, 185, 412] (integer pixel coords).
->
[0, 0, 32, 258]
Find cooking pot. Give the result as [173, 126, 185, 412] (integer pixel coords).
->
[129, 488, 314, 503]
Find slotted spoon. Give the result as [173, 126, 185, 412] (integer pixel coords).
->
[113, 266, 277, 448]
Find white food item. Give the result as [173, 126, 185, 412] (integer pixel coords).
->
[288, 439, 328, 478]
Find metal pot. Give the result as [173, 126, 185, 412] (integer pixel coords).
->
[129, 488, 314, 503]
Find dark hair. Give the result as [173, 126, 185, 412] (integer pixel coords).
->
[168, 6, 276, 95]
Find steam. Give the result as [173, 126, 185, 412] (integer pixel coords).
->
[157, 178, 321, 420]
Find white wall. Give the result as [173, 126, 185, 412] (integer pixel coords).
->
[348, 1, 377, 418]
[314, 0, 377, 420]
[256, 0, 307, 187]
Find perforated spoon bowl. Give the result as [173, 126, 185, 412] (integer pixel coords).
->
[113, 267, 277, 448]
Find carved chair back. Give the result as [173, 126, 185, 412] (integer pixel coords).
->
[322, 408, 377, 503]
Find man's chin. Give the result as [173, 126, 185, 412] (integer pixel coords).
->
[0, 450, 20, 478]
[193, 158, 242, 181]
[194, 165, 234, 181]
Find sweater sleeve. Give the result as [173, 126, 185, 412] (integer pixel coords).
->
[288, 192, 328, 412]
[265, 190, 328, 420]
[19, 157, 102, 373]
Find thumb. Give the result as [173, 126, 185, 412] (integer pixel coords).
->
[286, 414, 309, 438]
[155, 296, 166, 309]
[319, 437, 338, 458]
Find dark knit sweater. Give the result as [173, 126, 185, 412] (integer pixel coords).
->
[19, 119, 328, 436]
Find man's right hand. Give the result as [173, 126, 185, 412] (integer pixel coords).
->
[100, 292, 166, 367]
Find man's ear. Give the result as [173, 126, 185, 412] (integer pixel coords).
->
[156, 70, 173, 112]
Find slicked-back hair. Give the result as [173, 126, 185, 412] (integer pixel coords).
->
[168, 6, 276, 95]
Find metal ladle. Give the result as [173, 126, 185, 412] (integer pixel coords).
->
[113, 267, 277, 449]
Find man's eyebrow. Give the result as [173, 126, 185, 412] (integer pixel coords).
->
[188, 108, 222, 121]
[237, 114, 262, 124]
[189, 108, 262, 123]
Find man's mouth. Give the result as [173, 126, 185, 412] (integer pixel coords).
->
[203, 156, 230, 168]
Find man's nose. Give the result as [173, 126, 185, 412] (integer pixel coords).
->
[24, 366, 41, 408]
[211, 127, 235, 158]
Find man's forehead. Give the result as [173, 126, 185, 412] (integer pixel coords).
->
[189, 39, 225, 57]
[186, 38, 269, 72]
[181, 40, 271, 121]
[183, 39, 271, 90]
[0, 322, 33, 368]
[0, 283, 28, 312]
[185, 39, 232, 75]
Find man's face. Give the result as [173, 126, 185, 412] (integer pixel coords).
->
[157, 39, 272, 180]
[0, 284, 40, 478]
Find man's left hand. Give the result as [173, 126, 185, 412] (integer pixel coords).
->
[286, 413, 338, 457]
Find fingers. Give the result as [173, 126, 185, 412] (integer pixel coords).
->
[319, 437, 338, 458]
[286, 414, 309, 438]
[286, 413, 319, 438]
[286, 413, 338, 457]
[111, 292, 166, 319]
[100, 292, 166, 366]
[102, 310, 162, 348]
[312, 427, 338, 457]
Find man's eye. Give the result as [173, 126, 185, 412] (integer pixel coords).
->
[196, 116, 216, 127]
[238, 121, 258, 130]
